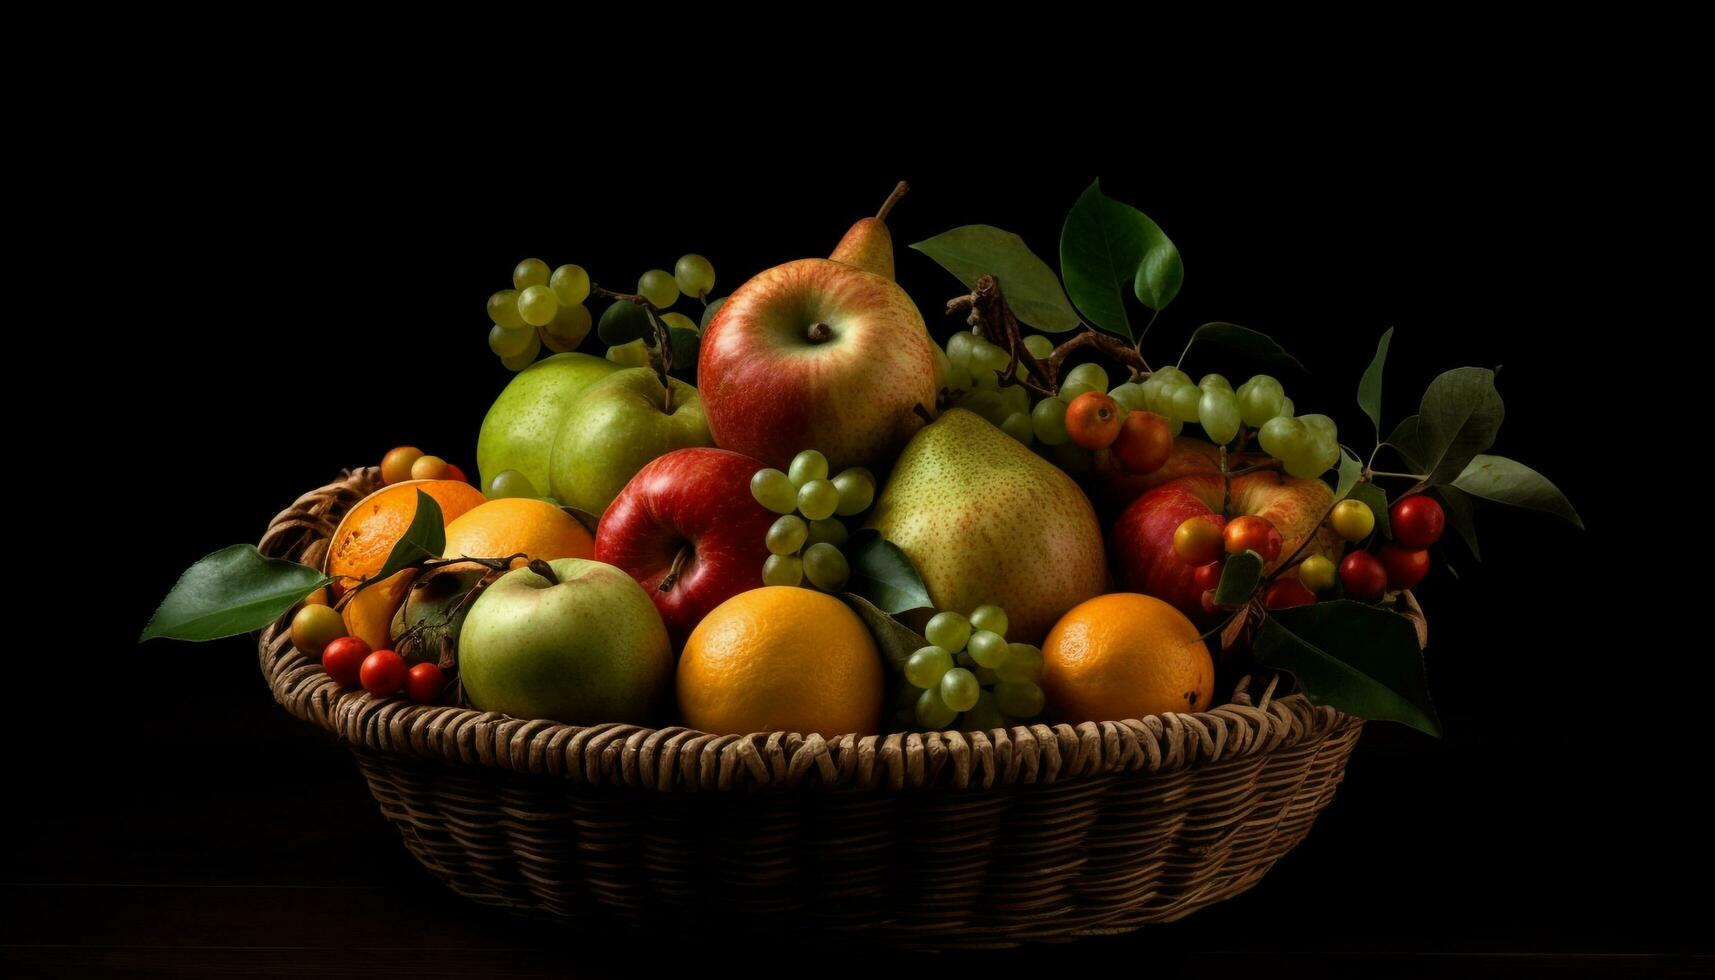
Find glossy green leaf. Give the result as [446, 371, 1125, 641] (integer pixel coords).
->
[1255, 601, 1441, 736]
[1413, 367, 1505, 486]
[1452, 454, 1583, 529]
[1178, 322, 1306, 376]
[700, 296, 726, 331]
[1214, 549, 1264, 607]
[1434, 485, 1482, 560]
[910, 225, 1081, 332]
[363, 490, 446, 589]
[1357, 327, 1393, 439]
[140, 545, 331, 642]
[841, 592, 928, 672]
[668, 326, 700, 380]
[1060, 181, 1158, 339]
[1385, 414, 1424, 471]
[845, 529, 934, 614]
[1134, 232, 1185, 313]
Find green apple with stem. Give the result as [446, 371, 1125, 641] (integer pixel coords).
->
[477, 353, 619, 496]
[458, 558, 672, 724]
[548, 368, 711, 516]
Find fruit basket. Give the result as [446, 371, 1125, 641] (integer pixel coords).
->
[256, 467, 1363, 948]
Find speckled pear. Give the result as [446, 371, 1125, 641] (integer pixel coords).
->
[866, 409, 1107, 641]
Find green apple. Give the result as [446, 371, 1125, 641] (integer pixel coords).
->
[548, 368, 710, 516]
[458, 558, 672, 724]
[477, 353, 619, 496]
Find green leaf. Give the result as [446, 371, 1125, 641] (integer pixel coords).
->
[1413, 367, 1505, 486]
[1451, 454, 1583, 530]
[1434, 485, 1482, 560]
[845, 529, 934, 614]
[669, 326, 700, 380]
[1214, 549, 1264, 607]
[1255, 601, 1441, 736]
[910, 225, 1081, 332]
[1178, 322, 1306, 376]
[140, 545, 331, 642]
[364, 490, 445, 588]
[700, 296, 726, 331]
[1332, 447, 1364, 500]
[1059, 180, 1179, 339]
[1348, 482, 1392, 541]
[841, 592, 928, 673]
[1385, 414, 1424, 471]
[1357, 327, 1394, 439]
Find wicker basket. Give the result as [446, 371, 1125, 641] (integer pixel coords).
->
[256, 468, 1363, 948]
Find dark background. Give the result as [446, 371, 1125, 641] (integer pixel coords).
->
[12, 168, 1693, 976]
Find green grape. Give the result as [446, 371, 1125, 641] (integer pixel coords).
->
[961, 691, 1006, 732]
[940, 668, 980, 713]
[1065, 363, 1110, 394]
[916, 686, 957, 729]
[1153, 366, 1191, 387]
[606, 339, 650, 367]
[1237, 375, 1286, 427]
[637, 269, 679, 309]
[998, 383, 1030, 419]
[1283, 447, 1333, 479]
[549, 264, 590, 306]
[517, 284, 559, 327]
[971, 368, 1000, 390]
[546, 303, 593, 343]
[1110, 382, 1149, 412]
[660, 311, 698, 334]
[806, 517, 848, 548]
[766, 515, 808, 555]
[512, 258, 550, 290]
[1167, 417, 1184, 436]
[975, 666, 999, 685]
[967, 630, 1008, 668]
[971, 338, 1011, 372]
[1258, 415, 1309, 460]
[487, 469, 536, 500]
[996, 643, 1044, 683]
[958, 390, 1010, 425]
[1278, 397, 1295, 418]
[1139, 375, 1168, 413]
[500, 329, 542, 371]
[1166, 383, 1203, 422]
[1031, 397, 1069, 445]
[969, 605, 1008, 637]
[802, 542, 850, 591]
[1199, 373, 1232, 392]
[750, 468, 797, 514]
[1001, 411, 1033, 444]
[994, 680, 1046, 718]
[831, 467, 875, 515]
[941, 360, 972, 393]
[598, 301, 651, 345]
[1199, 388, 1243, 444]
[700, 296, 727, 331]
[946, 331, 977, 370]
[1015, 362, 1031, 382]
[1299, 413, 1338, 444]
[788, 449, 828, 487]
[674, 254, 716, 299]
[1023, 334, 1054, 359]
[955, 651, 976, 668]
[905, 645, 954, 689]
[762, 553, 803, 587]
[924, 611, 971, 653]
[797, 480, 839, 521]
[1059, 379, 1101, 402]
[488, 324, 533, 358]
[487, 289, 526, 329]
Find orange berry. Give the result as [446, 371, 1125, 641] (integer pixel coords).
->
[410, 454, 449, 480]
[380, 446, 423, 485]
[1173, 514, 1226, 565]
[1064, 392, 1122, 450]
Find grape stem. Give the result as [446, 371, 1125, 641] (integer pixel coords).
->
[1369, 469, 1427, 480]
[945, 278, 1153, 396]
[589, 283, 676, 410]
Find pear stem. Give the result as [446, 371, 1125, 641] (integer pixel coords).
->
[877, 181, 909, 221]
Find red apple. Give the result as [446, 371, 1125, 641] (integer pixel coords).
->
[699, 258, 940, 471]
[595, 447, 776, 643]
[1111, 471, 1341, 621]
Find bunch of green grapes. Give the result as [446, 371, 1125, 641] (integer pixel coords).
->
[748, 450, 876, 591]
[1138, 368, 1338, 477]
[899, 604, 1047, 731]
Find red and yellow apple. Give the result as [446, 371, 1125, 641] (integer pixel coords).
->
[698, 258, 940, 471]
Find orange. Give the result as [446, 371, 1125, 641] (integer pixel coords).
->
[678, 587, 883, 737]
[325, 479, 486, 583]
[1041, 593, 1215, 722]
[340, 569, 416, 650]
[441, 498, 593, 567]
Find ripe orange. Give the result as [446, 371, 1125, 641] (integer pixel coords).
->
[1041, 593, 1215, 722]
[325, 479, 487, 583]
[441, 498, 593, 567]
[678, 587, 883, 737]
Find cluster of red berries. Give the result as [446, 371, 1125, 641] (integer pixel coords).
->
[1065, 393, 1175, 474]
[1333, 494, 1445, 601]
[1171, 513, 1309, 614]
[319, 636, 447, 703]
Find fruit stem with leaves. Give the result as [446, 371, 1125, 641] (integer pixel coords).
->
[590, 283, 677, 410]
[946, 277, 1152, 397]
[339, 552, 531, 609]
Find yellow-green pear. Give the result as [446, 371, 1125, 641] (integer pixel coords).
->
[866, 409, 1106, 641]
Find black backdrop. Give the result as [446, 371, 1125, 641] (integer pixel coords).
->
[13, 168, 1689, 976]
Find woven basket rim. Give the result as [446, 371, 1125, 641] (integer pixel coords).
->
[256, 467, 1360, 792]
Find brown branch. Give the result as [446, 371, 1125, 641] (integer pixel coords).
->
[590, 283, 675, 410]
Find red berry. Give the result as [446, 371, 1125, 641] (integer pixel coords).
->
[1339, 551, 1389, 602]
[1265, 578, 1317, 610]
[1199, 589, 1220, 617]
[1112, 411, 1173, 474]
[1064, 392, 1123, 450]
[320, 636, 371, 688]
[1224, 515, 1283, 562]
[1390, 495, 1445, 549]
[1174, 515, 1227, 565]
[1378, 545, 1430, 591]
[1193, 561, 1223, 592]
[359, 649, 407, 697]
[405, 662, 446, 704]
[445, 463, 468, 484]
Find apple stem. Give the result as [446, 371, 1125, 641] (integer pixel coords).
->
[877, 181, 909, 221]
[527, 559, 560, 586]
[658, 545, 692, 593]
